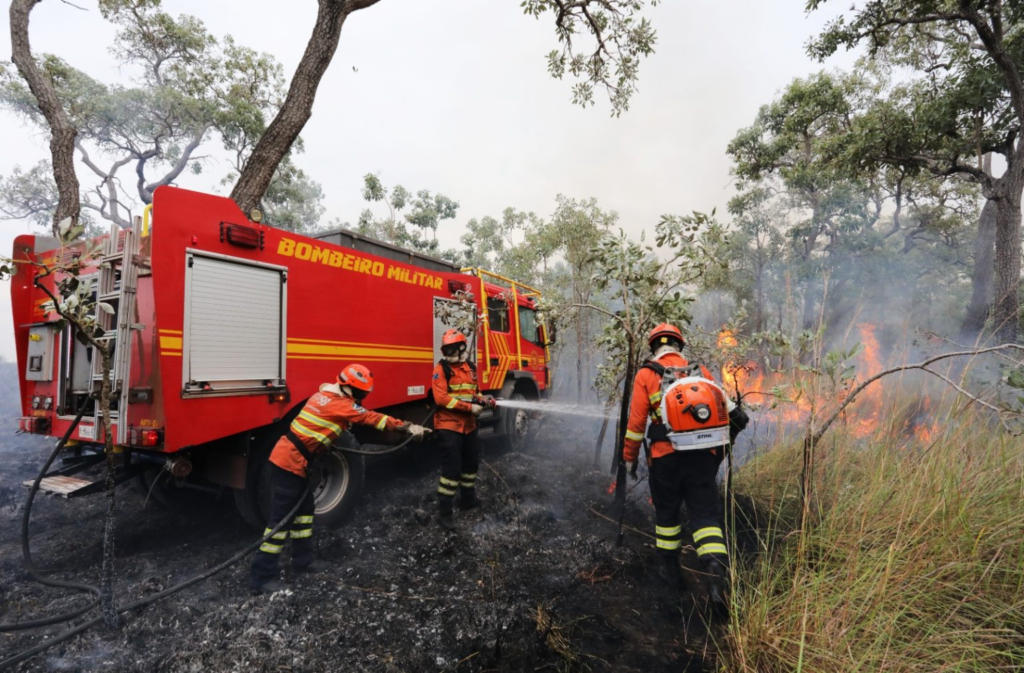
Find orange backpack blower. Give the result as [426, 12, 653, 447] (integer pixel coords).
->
[645, 362, 732, 450]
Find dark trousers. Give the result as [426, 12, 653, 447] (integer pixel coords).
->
[649, 449, 728, 567]
[251, 464, 316, 583]
[436, 429, 480, 513]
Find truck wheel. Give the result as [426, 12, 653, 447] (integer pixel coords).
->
[503, 391, 534, 452]
[242, 448, 366, 529]
[312, 449, 365, 526]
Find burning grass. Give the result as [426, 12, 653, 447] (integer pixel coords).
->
[720, 409, 1024, 672]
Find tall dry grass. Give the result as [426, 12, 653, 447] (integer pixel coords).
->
[721, 405, 1024, 672]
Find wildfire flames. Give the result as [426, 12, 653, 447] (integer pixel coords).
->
[717, 324, 939, 441]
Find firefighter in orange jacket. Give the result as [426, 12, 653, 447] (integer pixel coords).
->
[250, 364, 430, 594]
[623, 324, 749, 606]
[431, 329, 495, 530]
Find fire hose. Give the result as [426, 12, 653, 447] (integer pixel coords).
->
[0, 407, 437, 669]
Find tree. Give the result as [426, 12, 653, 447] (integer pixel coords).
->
[357, 173, 459, 253]
[570, 212, 722, 498]
[459, 207, 550, 284]
[2, 0, 324, 233]
[8, 0, 81, 233]
[727, 71, 874, 328]
[230, 0, 664, 214]
[541, 195, 617, 402]
[1, 222, 119, 627]
[809, 0, 1024, 341]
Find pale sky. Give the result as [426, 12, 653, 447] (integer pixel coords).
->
[0, 0, 857, 361]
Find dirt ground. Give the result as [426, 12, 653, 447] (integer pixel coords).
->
[0, 378, 724, 671]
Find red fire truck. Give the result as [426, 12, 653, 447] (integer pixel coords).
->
[10, 186, 552, 527]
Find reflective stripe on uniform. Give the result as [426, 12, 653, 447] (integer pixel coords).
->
[656, 538, 682, 551]
[696, 542, 728, 557]
[460, 472, 477, 488]
[263, 527, 287, 540]
[375, 415, 389, 431]
[291, 421, 332, 446]
[649, 392, 663, 403]
[625, 429, 644, 442]
[440, 476, 460, 487]
[294, 515, 314, 525]
[656, 525, 682, 537]
[692, 526, 722, 542]
[460, 473, 477, 481]
[438, 485, 457, 496]
[299, 410, 342, 435]
[452, 394, 475, 401]
[446, 399, 459, 409]
[259, 542, 283, 554]
[449, 383, 477, 391]
[290, 529, 312, 539]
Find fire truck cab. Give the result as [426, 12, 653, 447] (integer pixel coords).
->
[10, 186, 552, 527]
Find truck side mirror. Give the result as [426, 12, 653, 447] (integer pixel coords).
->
[543, 323, 556, 346]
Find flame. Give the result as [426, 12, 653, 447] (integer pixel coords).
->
[714, 323, 935, 440]
[851, 323, 884, 437]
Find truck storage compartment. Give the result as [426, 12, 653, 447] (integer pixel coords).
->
[183, 252, 287, 395]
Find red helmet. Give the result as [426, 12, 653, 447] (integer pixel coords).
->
[338, 364, 374, 399]
[648, 323, 685, 350]
[442, 329, 468, 347]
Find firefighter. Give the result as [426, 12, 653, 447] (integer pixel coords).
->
[622, 324, 749, 607]
[431, 329, 496, 531]
[250, 364, 430, 594]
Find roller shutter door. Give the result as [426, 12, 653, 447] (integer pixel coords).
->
[185, 254, 286, 391]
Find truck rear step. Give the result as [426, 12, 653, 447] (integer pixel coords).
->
[23, 475, 96, 498]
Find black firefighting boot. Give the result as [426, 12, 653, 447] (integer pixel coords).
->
[293, 559, 331, 574]
[458, 491, 482, 511]
[705, 558, 729, 616]
[656, 554, 685, 590]
[250, 577, 288, 595]
[438, 510, 457, 531]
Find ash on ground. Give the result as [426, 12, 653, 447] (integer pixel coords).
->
[1, 398, 719, 672]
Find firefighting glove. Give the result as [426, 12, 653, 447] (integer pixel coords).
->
[470, 404, 485, 416]
[729, 406, 750, 443]
[625, 460, 638, 481]
[404, 423, 431, 441]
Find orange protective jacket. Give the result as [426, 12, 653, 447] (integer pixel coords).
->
[623, 351, 716, 463]
[270, 383, 405, 478]
[431, 361, 485, 434]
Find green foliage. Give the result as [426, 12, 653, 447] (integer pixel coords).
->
[587, 211, 721, 401]
[522, 0, 661, 115]
[720, 67, 978, 337]
[0, 0, 322, 231]
[357, 173, 459, 255]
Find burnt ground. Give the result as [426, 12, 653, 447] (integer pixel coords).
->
[0, 382, 724, 671]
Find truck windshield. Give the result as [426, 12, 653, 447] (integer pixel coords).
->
[518, 306, 541, 344]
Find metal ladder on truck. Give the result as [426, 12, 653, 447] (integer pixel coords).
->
[92, 216, 143, 446]
[26, 217, 147, 498]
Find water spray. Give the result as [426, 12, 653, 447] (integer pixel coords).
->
[494, 398, 615, 419]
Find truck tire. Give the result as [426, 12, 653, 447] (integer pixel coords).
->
[310, 449, 366, 527]
[503, 391, 535, 452]
[237, 447, 366, 529]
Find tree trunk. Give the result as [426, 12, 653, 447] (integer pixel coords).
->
[991, 183, 1022, 343]
[10, 0, 80, 235]
[961, 197, 998, 340]
[612, 341, 635, 505]
[801, 280, 817, 329]
[230, 0, 349, 214]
